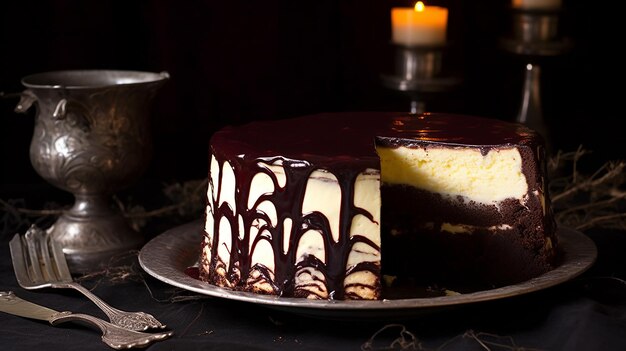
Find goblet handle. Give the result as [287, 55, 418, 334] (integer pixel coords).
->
[12, 91, 79, 122]
[50, 97, 92, 126]
[13, 89, 37, 113]
[52, 98, 68, 119]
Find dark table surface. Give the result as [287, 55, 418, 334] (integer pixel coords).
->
[1, 214, 626, 350]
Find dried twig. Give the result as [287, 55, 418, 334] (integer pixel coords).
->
[576, 213, 626, 231]
[361, 324, 422, 350]
[0, 200, 64, 216]
[361, 325, 544, 351]
[0, 179, 208, 238]
[548, 146, 626, 231]
[551, 161, 624, 203]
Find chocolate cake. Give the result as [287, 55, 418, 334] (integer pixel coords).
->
[199, 112, 558, 300]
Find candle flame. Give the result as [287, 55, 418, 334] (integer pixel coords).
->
[414, 1, 425, 12]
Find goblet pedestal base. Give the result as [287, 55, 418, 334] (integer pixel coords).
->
[48, 207, 143, 274]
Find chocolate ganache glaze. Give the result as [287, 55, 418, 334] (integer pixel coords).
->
[211, 112, 540, 160]
[202, 112, 555, 299]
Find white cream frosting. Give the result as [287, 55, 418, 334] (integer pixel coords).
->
[203, 154, 381, 299]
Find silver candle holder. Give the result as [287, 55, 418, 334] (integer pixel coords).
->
[500, 7, 572, 140]
[381, 44, 460, 114]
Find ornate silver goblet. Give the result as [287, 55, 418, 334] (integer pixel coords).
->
[14, 70, 169, 273]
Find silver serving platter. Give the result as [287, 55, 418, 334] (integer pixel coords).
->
[138, 220, 597, 320]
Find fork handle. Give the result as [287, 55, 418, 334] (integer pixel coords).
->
[56, 281, 162, 331]
[50, 311, 172, 349]
[57, 282, 125, 317]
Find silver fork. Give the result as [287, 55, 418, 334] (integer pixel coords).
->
[9, 225, 166, 331]
[0, 291, 173, 349]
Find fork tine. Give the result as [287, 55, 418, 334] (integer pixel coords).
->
[34, 228, 58, 283]
[24, 226, 45, 285]
[49, 236, 73, 282]
[9, 234, 32, 288]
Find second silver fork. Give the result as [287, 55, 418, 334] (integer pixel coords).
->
[9, 225, 166, 332]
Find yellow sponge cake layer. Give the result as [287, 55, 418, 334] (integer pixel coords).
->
[377, 145, 528, 205]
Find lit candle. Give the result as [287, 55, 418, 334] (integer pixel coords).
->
[391, 1, 448, 46]
[512, 0, 562, 10]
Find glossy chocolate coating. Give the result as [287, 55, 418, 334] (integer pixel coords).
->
[210, 112, 541, 164]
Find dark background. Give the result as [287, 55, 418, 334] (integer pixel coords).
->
[0, 0, 622, 196]
[1, 4, 625, 350]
